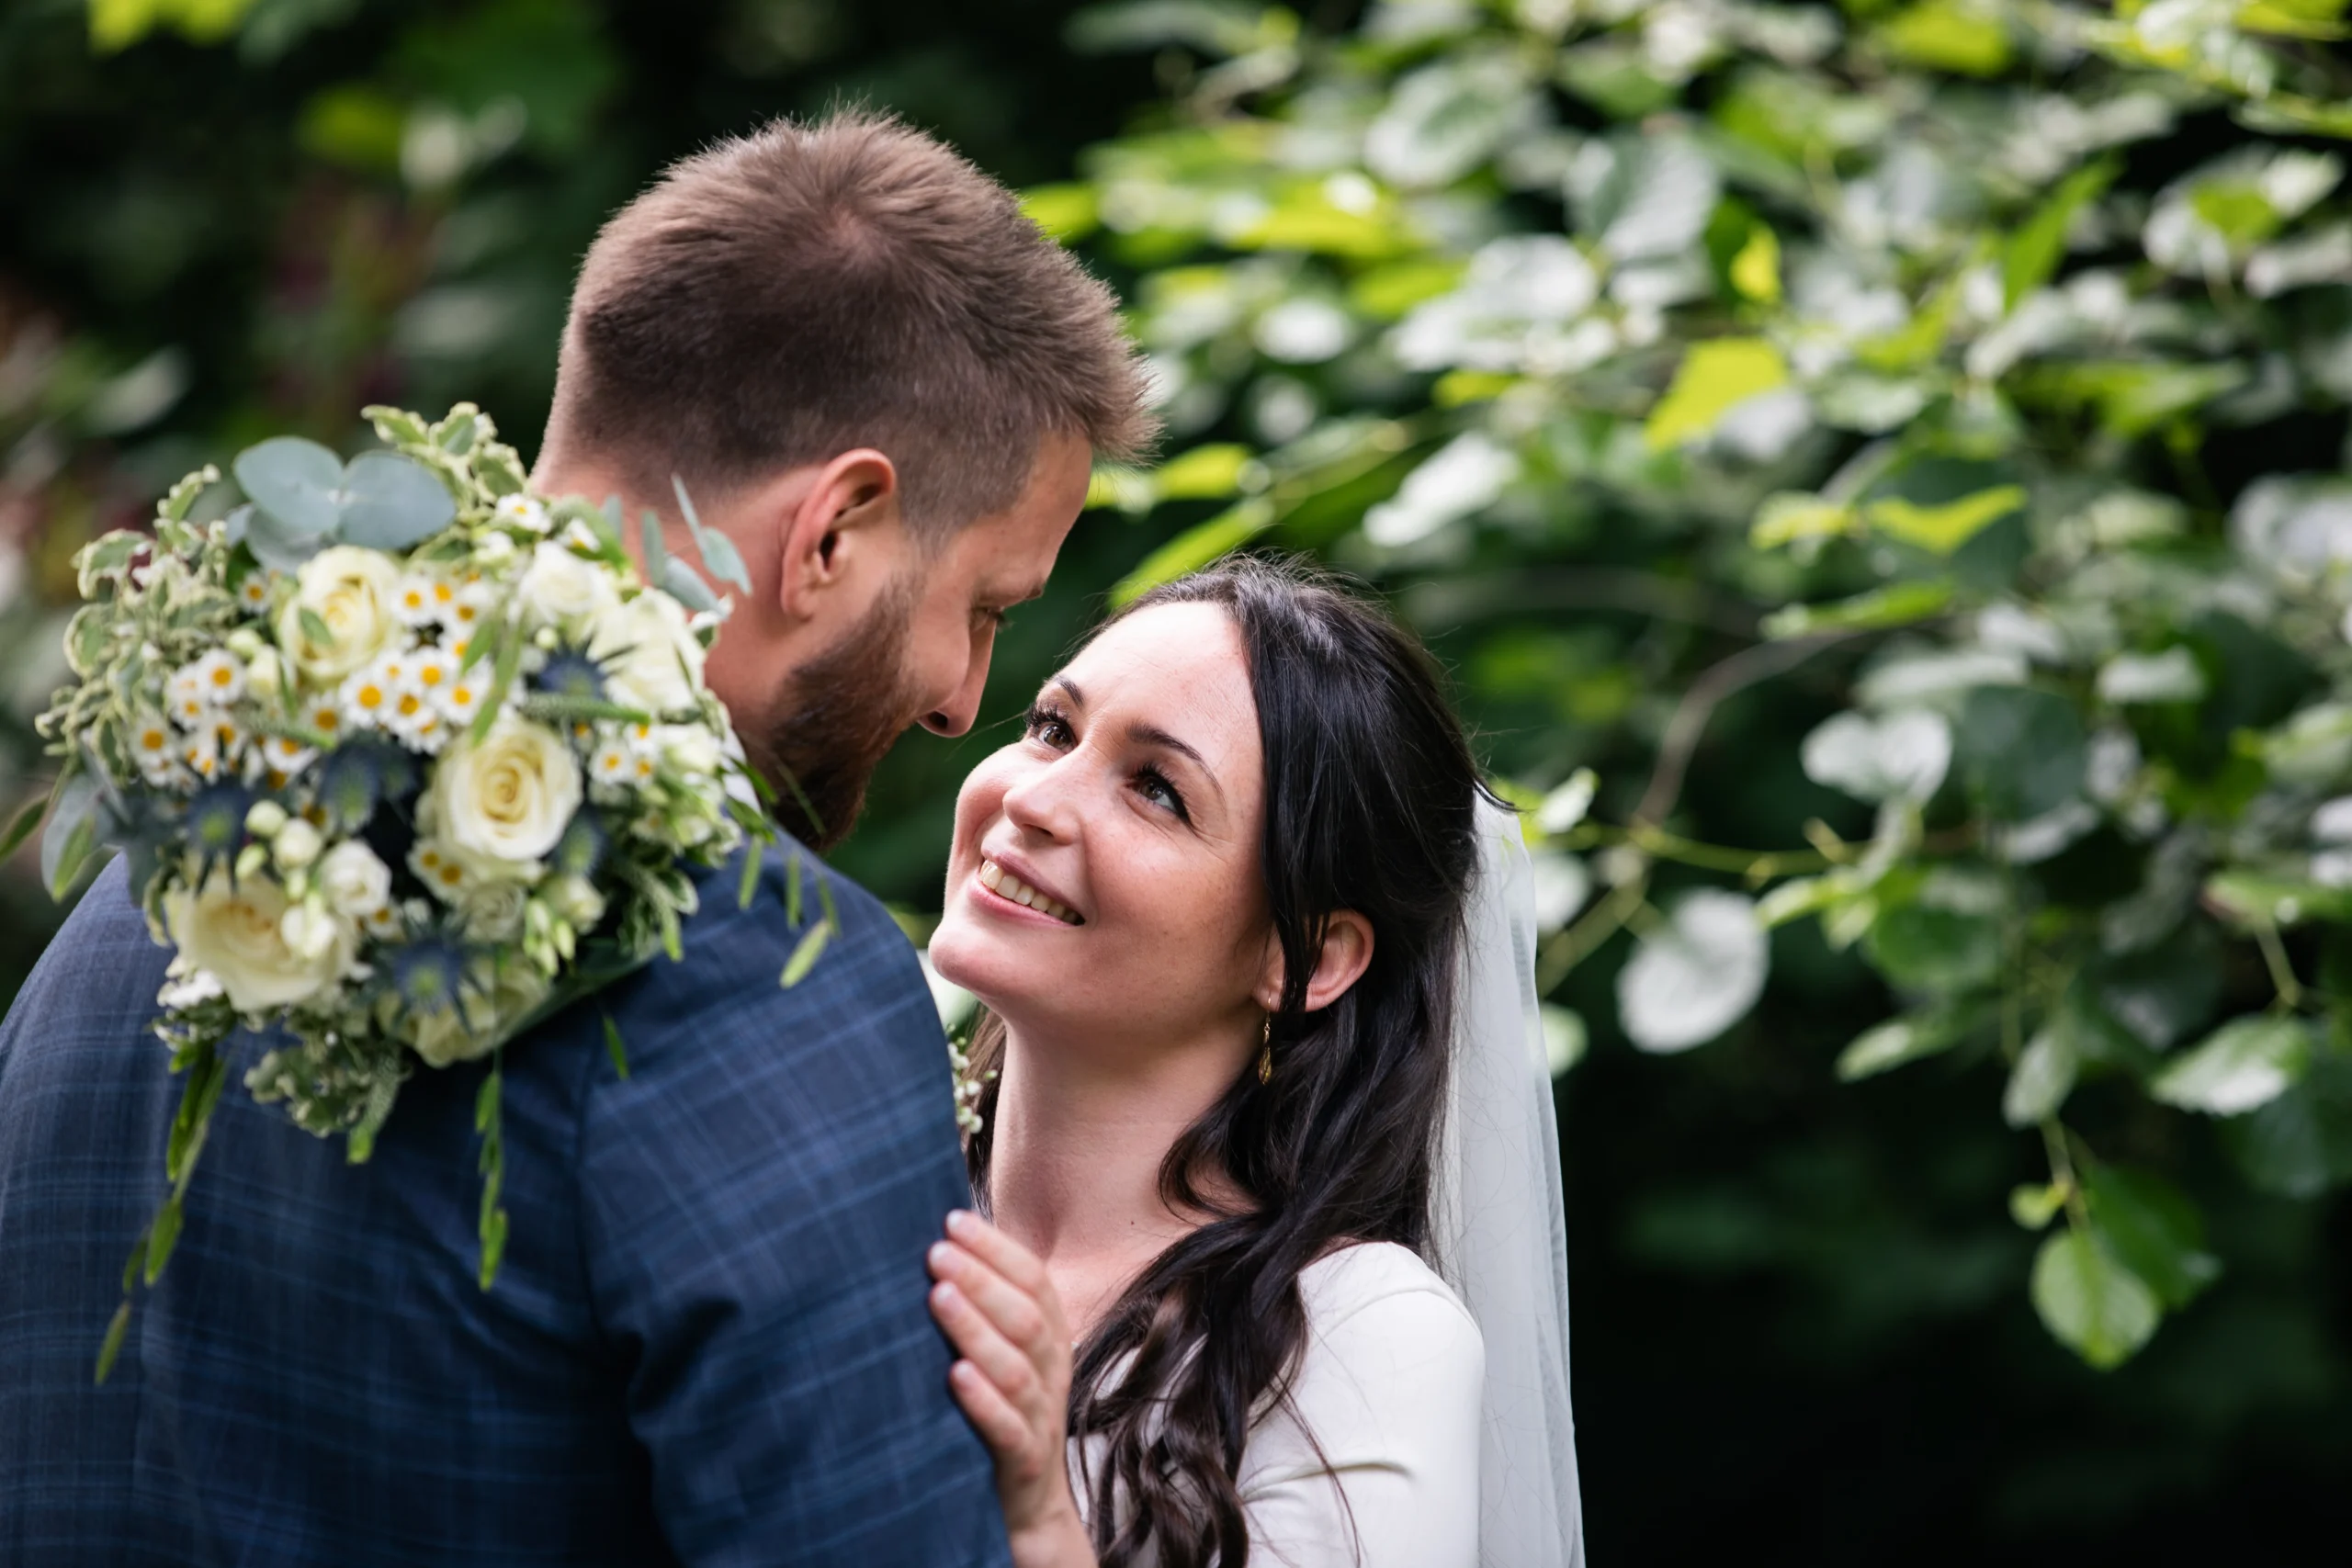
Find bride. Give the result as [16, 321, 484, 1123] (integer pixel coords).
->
[922, 557, 1583, 1568]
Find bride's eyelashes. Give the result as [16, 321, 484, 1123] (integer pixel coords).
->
[1022, 698, 1193, 822]
[1023, 700, 1074, 748]
[1134, 763, 1190, 822]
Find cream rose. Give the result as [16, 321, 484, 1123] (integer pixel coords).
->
[515, 541, 618, 630]
[590, 592, 706, 715]
[426, 715, 582, 867]
[164, 872, 351, 1012]
[277, 546, 403, 685]
[316, 839, 392, 919]
[457, 878, 529, 942]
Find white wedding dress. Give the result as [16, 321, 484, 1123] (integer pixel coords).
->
[1069, 1241, 1485, 1568]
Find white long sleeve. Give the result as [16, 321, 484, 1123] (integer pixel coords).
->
[1070, 1242, 1484, 1568]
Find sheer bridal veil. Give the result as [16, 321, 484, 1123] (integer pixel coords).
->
[1434, 796, 1586, 1568]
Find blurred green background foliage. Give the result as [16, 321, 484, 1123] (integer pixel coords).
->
[6, 0, 2352, 1560]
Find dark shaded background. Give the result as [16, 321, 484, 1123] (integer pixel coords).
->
[3, 2, 2346, 1562]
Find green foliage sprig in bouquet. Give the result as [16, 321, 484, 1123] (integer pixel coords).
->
[17, 403, 828, 1377]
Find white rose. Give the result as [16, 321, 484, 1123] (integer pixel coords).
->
[458, 878, 529, 942]
[316, 838, 392, 919]
[515, 541, 618, 631]
[164, 872, 349, 1012]
[590, 592, 705, 716]
[412, 960, 548, 1069]
[425, 715, 582, 867]
[277, 546, 403, 685]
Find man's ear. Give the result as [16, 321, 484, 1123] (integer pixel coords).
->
[775, 448, 900, 622]
[1252, 910, 1376, 1016]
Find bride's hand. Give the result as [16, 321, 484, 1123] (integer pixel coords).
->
[929, 1211, 1091, 1561]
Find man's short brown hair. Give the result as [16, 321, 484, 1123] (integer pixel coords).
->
[548, 111, 1155, 534]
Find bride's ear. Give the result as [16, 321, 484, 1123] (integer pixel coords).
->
[1255, 911, 1375, 1016]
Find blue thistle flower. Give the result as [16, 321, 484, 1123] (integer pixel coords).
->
[315, 739, 418, 833]
[183, 783, 252, 881]
[552, 812, 606, 880]
[532, 650, 608, 703]
[387, 938, 471, 1021]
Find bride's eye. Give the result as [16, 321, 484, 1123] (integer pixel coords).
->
[1134, 765, 1190, 821]
[1025, 702, 1075, 749]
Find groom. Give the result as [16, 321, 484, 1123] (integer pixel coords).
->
[0, 112, 1150, 1565]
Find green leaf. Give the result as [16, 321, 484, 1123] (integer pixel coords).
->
[1863, 486, 2027, 556]
[2009, 1181, 2068, 1230]
[1729, 226, 1781, 304]
[1020, 181, 1099, 241]
[738, 841, 762, 911]
[336, 452, 457, 549]
[672, 476, 751, 595]
[781, 917, 833, 988]
[143, 1197, 183, 1286]
[1, 793, 48, 860]
[659, 556, 721, 615]
[232, 435, 343, 537]
[2085, 1164, 2220, 1309]
[639, 506, 670, 588]
[95, 1301, 131, 1385]
[786, 851, 804, 928]
[1152, 445, 1258, 502]
[1955, 685, 2086, 822]
[2030, 1227, 2160, 1370]
[1866, 904, 2004, 996]
[1751, 493, 1854, 549]
[1877, 0, 2012, 75]
[603, 1012, 630, 1080]
[472, 622, 526, 744]
[459, 615, 504, 675]
[1761, 581, 1953, 637]
[2005, 159, 2119, 309]
[40, 770, 101, 901]
[1644, 338, 1791, 451]
[1111, 499, 1276, 607]
[1836, 1010, 1973, 1081]
[2001, 1022, 2079, 1127]
[2150, 1014, 2313, 1115]
[298, 606, 337, 650]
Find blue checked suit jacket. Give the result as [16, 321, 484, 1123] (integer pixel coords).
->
[0, 846, 1011, 1568]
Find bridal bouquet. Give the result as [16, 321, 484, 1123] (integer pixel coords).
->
[17, 404, 830, 1374]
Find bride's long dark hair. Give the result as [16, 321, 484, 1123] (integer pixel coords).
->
[961, 554, 1487, 1568]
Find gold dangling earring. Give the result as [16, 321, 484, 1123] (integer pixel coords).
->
[1257, 1012, 1274, 1085]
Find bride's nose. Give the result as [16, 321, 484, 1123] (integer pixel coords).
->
[999, 754, 1082, 842]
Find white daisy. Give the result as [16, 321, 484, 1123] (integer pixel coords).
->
[337, 660, 400, 731]
[444, 578, 495, 637]
[586, 738, 634, 801]
[258, 732, 317, 780]
[391, 573, 442, 627]
[177, 724, 223, 784]
[236, 575, 272, 612]
[405, 646, 458, 704]
[409, 840, 471, 902]
[494, 495, 551, 534]
[128, 713, 185, 789]
[433, 665, 488, 727]
[384, 687, 448, 753]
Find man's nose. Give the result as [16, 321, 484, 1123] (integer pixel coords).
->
[920, 638, 993, 738]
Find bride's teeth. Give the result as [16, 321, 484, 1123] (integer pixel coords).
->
[979, 859, 1081, 924]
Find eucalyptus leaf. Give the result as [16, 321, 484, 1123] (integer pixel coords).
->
[336, 452, 457, 549]
[660, 557, 720, 615]
[40, 770, 101, 899]
[1616, 890, 1769, 1054]
[233, 435, 344, 538]
[672, 476, 751, 594]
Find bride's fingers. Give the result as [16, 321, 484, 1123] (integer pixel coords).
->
[931, 1279, 1046, 1408]
[948, 1357, 1034, 1459]
[944, 1211, 1057, 1310]
[929, 1242, 1052, 1355]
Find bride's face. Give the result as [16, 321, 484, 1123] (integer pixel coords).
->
[930, 601, 1273, 1051]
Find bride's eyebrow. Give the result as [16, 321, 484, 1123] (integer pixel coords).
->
[1050, 676, 1225, 804]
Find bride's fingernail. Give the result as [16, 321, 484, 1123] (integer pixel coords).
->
[928, 1241, 954, 1269]
[945, 1210, 976, 1237]
[933, 1281, 960, 1307]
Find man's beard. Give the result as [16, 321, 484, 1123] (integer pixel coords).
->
[741, 581, 922, 852]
